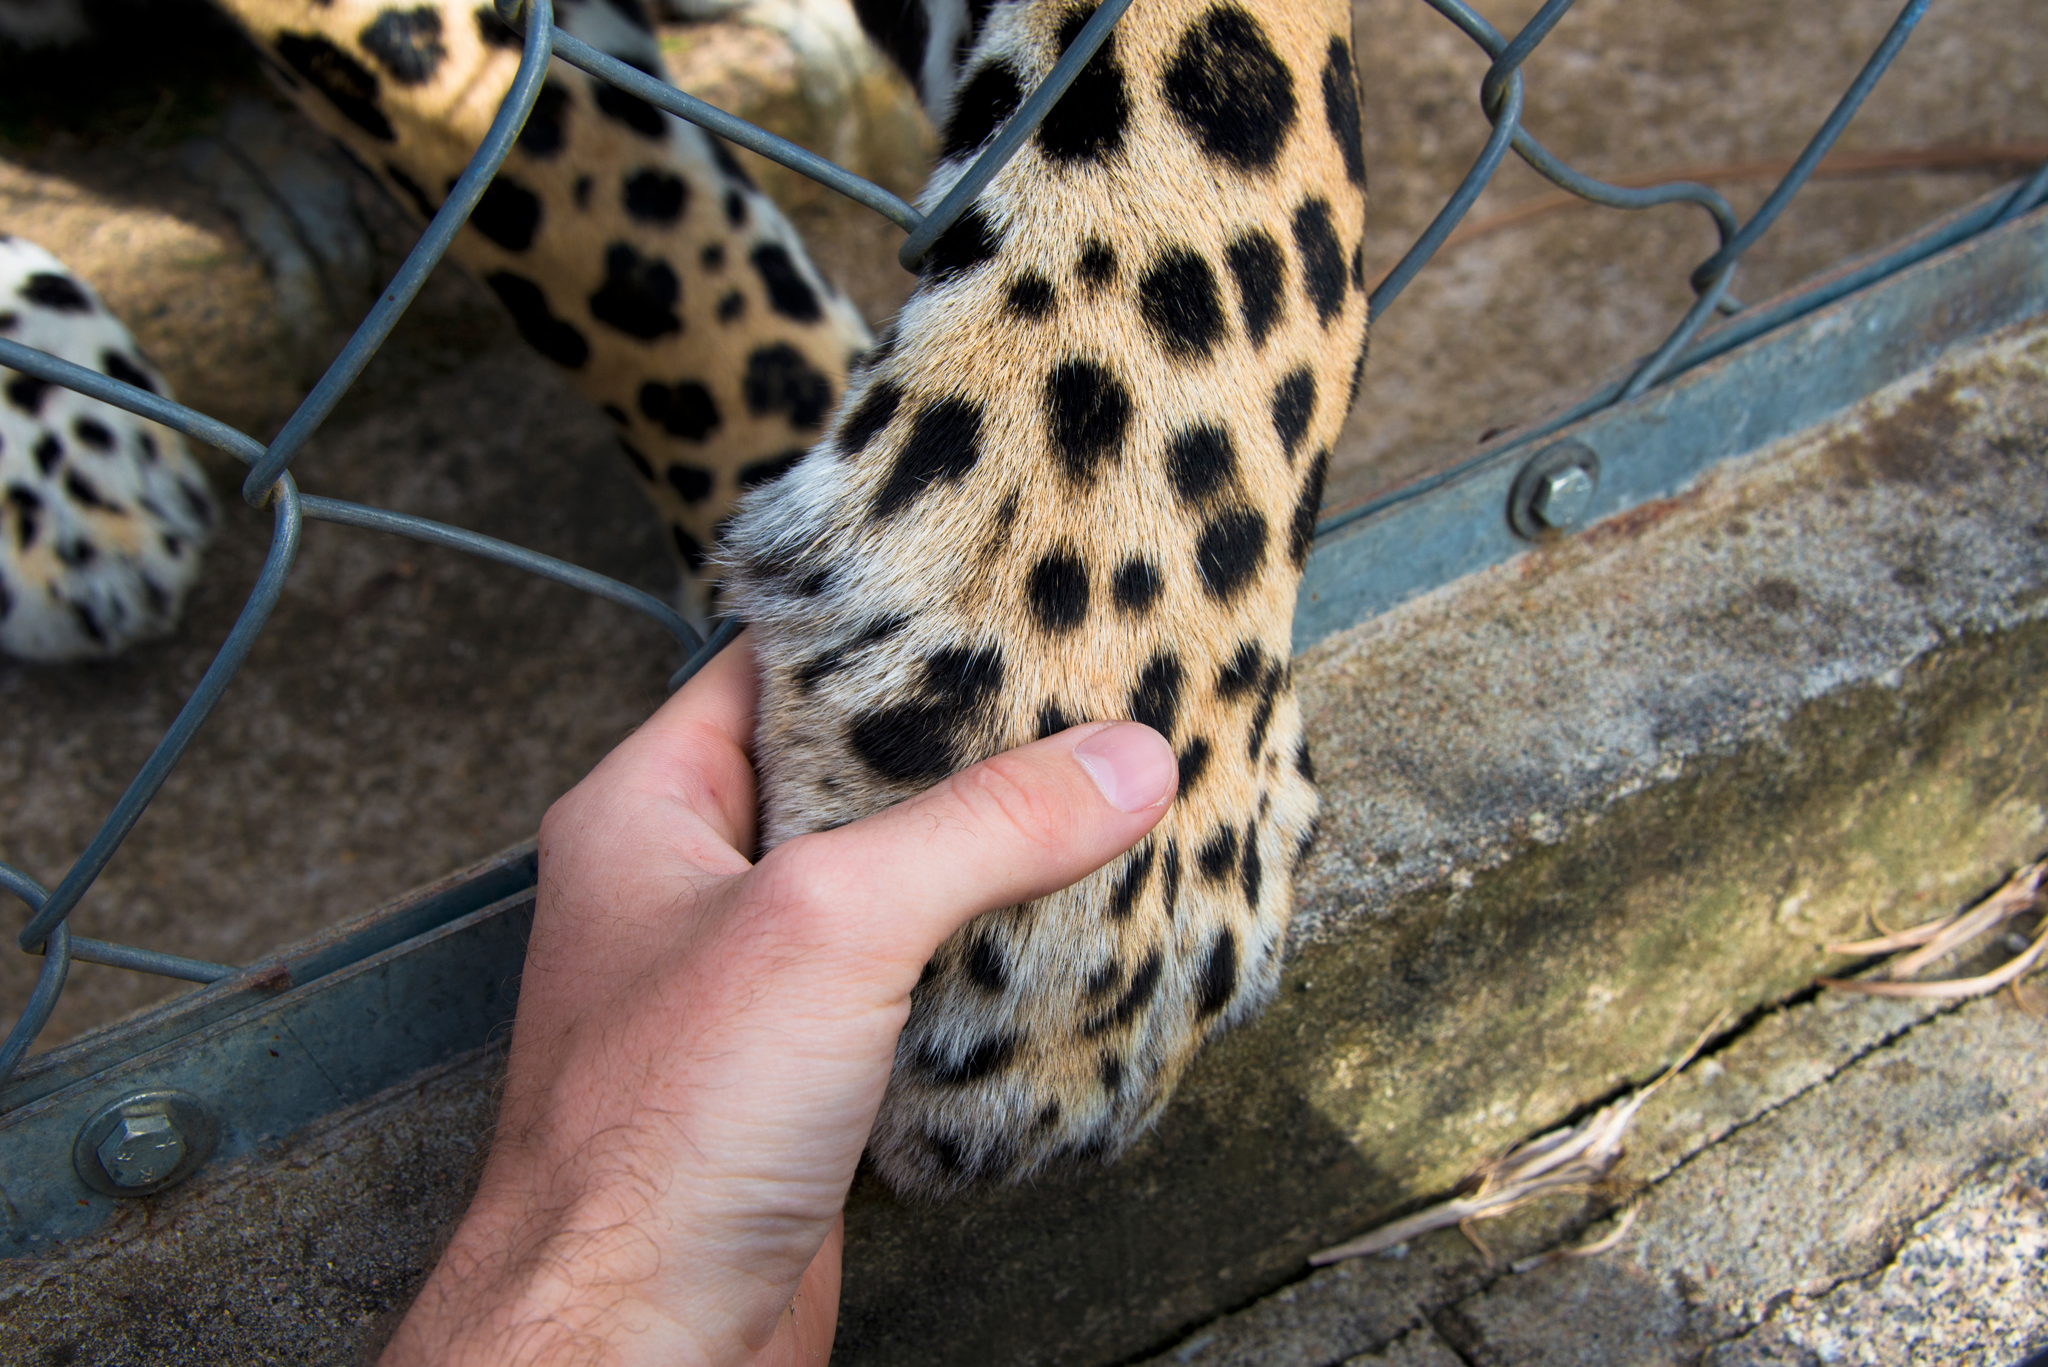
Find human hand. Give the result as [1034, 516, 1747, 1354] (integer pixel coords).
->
[377, 633, 1178, 1367]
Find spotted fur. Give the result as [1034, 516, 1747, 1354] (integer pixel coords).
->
[0, 236, 217, 661]
[725, 0, 1367, 1197]
[215, 0, 873, 616]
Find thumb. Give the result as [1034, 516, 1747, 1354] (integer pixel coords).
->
[764, 722, 1177, 970]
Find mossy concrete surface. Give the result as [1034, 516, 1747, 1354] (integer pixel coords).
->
[4, 312, 2044, 1363]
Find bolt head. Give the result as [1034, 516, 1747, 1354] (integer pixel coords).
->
[96, 1112, 187, 1190]
[1532, 464, 1596, 528]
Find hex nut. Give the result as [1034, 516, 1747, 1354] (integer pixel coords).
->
[95, 1112, 188, 1190]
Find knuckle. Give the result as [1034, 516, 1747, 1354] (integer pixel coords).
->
[948, 752, 1070, 855]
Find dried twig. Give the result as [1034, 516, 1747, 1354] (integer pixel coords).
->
[1821, 860, 2048, 1001]
[1309, 1013, 1727, 1267]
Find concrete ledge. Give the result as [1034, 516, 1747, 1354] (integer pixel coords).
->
[3, 321, 2045, 1363]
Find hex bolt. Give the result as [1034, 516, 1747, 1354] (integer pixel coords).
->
[1508, 441, 1603, 540]
[74, 1090, 218, 1197]
[95, 1112, 188, 1190]
[1532, 464, 1596, 529]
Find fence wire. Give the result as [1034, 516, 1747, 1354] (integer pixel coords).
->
[2, 0, 2042, 1090]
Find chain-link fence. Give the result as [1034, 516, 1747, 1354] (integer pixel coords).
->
[1, 0, 2043, 1098]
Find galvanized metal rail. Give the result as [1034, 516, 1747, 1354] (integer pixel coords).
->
[1, 0, 2043, 1248]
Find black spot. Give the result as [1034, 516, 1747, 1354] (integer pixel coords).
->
[1293, 198, 1347, 325]
[1027, 549, 1089, 633]
[1241, 825, 1264, 910]
[699, 243, 726, 271]
[1351, 240, 1365, 292]
[723, 188, 747, 228]
[654, 463, 711, 504]
[385, 163, 438, 218]
[738, 449, 806, 489]
[924, 643, 1004, 702]
[1128, 653, 1185, 741]
[138, 433, 158, 462]
[743, 344, 833, 428]
[1196, 509, 1268, 601]
[1323, 38, 1367, 188]
[1217, 641, 1263, 698]
[21, 273, 91, 312]
[1198, 825, 1239, 879]
[874, 397, 983, 520]
[1084, 960, 1121, 999]
[1077, 238, 1117, 288]
[795, 567, 832, 597]
[923, 208, 1002, 282]
[1349, 340, 1368, 410]
[920, 1030, 1021, 1085]
[1105, 843, 1156, 921]
[1178, 737, 1211, 795]
[849, 643, 999, 781]
[707, 136, 756, 190]
[1162, 840, 1182, 919]
[1036, 1101, 1061, 1130]
[839, 381, 901, 457]
[1164, 7, 1297, 171]
[1291, 446, 1330, 566]
[1045, 358, 1131, 483]
[1294, 737, 1315, 781]
[57, 537, 95, 567]
[359, 6, 444, 85]
[1099, 1053, 1124, 1093]
[750, 244, 822, 322]
[7, 485, 42, 549]
[1093, 949, 1163, 1038]
[72, 602, 107, 644]
[4, 372, 49, 417]
[622, 168, 687, 223]
[589, 243, 681, 340]
[1138, 248, 1227, 362]
[1195, 930, 1239, 1019]
[180, 480, 212, 527]
[852, 0, 930, 95]
[516, 83, 570, 158]
[1272, 368, 1316, 463]
[1006, 273, 1056, 318]
[1247, 685, 1276, 759]
[33, 434, 61, 475]
[475, 4, 519, 47]
[1225, 230, 1285, 347]
[965, 935, 1008, 992]
[795, 615, 907, 690]
[671, 524, 706, 572]
[273, 33, 392, 140]
[638, 379, 720, 440]
[594, 75, 666, 139]
[484, 273, 589, 367]
[1039, 6, 1130, 163]
[1112, 557, 1161, 613]
[98, 351, 158, 395]
[925, 1130, 965, 1173]
[1166, 423, 1237, 504]
[943, 60, 1023, 159]
[717, 291, 745, 322]
[618, 440, 654, 482]
[72, 417, 113, 452]
[1036, 700, 1074, 739]
[0, 311, 15, 332]
[0, 575, 10, 621]
[468, 174, 541, 251]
